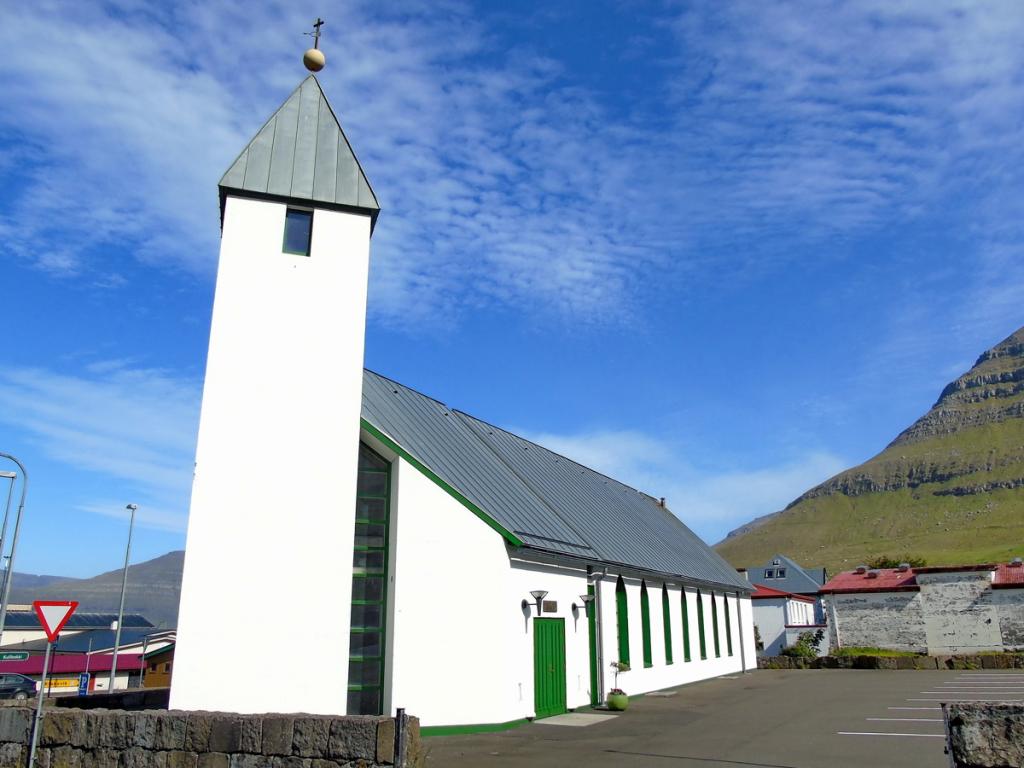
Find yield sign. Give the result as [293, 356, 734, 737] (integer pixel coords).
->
[33, 601, 79, 643]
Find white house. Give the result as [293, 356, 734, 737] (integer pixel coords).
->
[170, 72, 756, 730]
[749, 584, 822, 656]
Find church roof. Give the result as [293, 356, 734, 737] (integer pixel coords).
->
[220, 76, 379, 227]
[360, 370, 751, 592]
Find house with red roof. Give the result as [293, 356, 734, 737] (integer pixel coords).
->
[820, 559, 1024, 654]
[750, 584, 823, 656]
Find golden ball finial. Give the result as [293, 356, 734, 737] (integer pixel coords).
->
[303, 48, 325, 72]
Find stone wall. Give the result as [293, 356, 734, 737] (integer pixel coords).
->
[917, 572, 1002, 654]
[0, 708, 421, 768]
[944, 703, 1024, 768]
[825, 580, 1024, 655]
[993, 589, 1024, 651]
[826, 591, 926, 652]
[758, 653, 1024, 670]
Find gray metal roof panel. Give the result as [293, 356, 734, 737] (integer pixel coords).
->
[220, 76, 379, 220]
[740, 554, 826, 594]
[458, 413, 749, 589]
[361, 371, 749, 591]
[361, 372, 592, 555]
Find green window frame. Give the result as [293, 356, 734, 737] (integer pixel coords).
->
[347, 443, 391, 715]
[615, 577, 630, 666]
[725, 593, 733, 656]
[662, 585, 673, 664]
[640, 581, 652, 668]
[682, 589, 691, 662]
[711, 592, 721, 658]
[697, 590, 707, 660]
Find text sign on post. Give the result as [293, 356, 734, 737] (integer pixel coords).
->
[0, 651, 28, 662]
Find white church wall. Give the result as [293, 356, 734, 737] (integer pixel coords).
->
[388, 456, 519, 727]
[508, 560, 594, 713]
[596, 578, 749, 699]
[171, 198, 371, 714]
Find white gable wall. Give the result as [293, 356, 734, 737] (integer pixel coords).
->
[388, 455, 518, 726]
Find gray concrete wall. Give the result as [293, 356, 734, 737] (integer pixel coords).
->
[827, 592, 926, 652]
[993, 589, 1024, 651]
[0, 708, 421, 768]
[917, 572, 1002, 654]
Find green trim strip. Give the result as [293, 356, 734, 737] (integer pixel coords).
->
[422, 719, 530, 737]
[361, 419, 524, 547]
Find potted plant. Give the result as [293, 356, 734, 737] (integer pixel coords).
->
[606, 661, 630, 710]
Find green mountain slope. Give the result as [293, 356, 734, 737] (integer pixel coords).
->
[716, 326, 1024, 573]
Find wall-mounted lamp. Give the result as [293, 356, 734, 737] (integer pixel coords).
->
[573, 594, 595, 615]
[521, 590, 548, 616]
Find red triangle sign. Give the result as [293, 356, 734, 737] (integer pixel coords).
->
[33, 601, 79, 643]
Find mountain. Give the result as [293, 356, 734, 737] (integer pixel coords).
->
[716, 326, 1024, 574]
[9, 550, 183, 627]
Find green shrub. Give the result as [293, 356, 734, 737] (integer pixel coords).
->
[781, 629, 824, 659]
[866, 555, 927, 569]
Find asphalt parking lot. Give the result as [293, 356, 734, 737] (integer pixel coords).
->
[424, 669, 1024, 767]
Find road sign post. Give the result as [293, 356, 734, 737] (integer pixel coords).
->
[28, 601, 78, 768]
[0, 651, 28, 662]
[77, 673, 90, 697]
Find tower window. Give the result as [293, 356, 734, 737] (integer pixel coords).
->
[283, 208, 313, 255]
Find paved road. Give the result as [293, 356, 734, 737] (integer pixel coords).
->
[424, 669, 1024, 767]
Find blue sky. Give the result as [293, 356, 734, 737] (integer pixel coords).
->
[1, 1, 1022, 577]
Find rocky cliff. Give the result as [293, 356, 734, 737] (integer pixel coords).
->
[716, 327, 1024, 573]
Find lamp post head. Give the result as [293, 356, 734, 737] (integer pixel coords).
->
[126, 504, 138, 512]
[0, 472, 15, 479]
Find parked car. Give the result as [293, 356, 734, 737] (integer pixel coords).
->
[0, 674, 37, 700]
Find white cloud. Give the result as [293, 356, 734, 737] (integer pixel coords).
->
[0, 364, 200, 532]
[521, 427, 848, 544]
[1, 1, 1022, 337]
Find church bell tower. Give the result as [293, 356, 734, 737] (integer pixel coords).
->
[170, 65, 379, 714]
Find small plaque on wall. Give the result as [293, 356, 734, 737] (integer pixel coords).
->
[542, 600, 558, 613]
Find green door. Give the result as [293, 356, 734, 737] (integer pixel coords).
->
[533, 618, 567, 719]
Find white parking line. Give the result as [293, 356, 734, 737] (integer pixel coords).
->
[908, 698, 1022, 702]
[867, 718, 943, 722]
[920, 691, 1024, 694]
[889, 707, 941, 711]
[839, 732, 945, 738]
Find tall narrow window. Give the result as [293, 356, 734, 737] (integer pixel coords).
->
[682, 589, 691, 662]
[283, 208, 313, 255]
[662, 585, 673, 664]
[725, 594, 733, 656]
[347, 443, 391, 715]
[697, 590, 707, 660]
[712, 593, 721, 658]
[615, 577, 630, 665]
[640, 581, 652, 668]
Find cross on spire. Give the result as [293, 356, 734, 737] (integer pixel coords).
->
[306, 17, 325, 49]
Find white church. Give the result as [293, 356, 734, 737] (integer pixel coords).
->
[169, 71, 755, 730]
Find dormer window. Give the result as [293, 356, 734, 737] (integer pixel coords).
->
[283, 208, 313, 256]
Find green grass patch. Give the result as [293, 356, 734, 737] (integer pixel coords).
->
[833, 647, 920, 658]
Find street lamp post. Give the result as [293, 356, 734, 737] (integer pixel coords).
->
[108, 503, 137, 691]
[0, 471, 16, 594]
[0, 453, 28, 648]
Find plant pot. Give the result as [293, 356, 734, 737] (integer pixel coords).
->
[606, 692, 628, 711]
